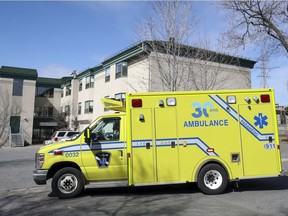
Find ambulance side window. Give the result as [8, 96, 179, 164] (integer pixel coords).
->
[91, 118, 120, 141]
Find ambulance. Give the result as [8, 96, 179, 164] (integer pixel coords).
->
[33, 88, 282, 198]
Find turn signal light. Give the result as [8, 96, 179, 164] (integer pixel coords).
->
[53, 150, 63, 155]
[260, 94, 270, 103]
[207, 148, 214, 153]
[132, 99, 142, 107]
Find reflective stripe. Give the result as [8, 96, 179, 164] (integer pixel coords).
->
[179, 138, 218, 156]
[132, 138, 218, 156]
[209, 95, 274, 141]
[156, 138, 177, 147]
[132, 140, 152, 148]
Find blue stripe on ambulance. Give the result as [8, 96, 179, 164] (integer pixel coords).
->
[48, 144, 82, 154]
[132, 140, 153, 148]
[132, 138, 218, 156]
[209, 95, 274, 141]
[179, 137, 218, 156]
[48, 142, 125, 154]
[82, 142, 125, 151]
[156, 138, 177, 147]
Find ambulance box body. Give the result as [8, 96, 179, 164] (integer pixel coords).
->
[33, 89, 282, 198]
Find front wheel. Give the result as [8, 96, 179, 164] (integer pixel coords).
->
[52, 167, 84, 199]
[197, 163, 228, 195]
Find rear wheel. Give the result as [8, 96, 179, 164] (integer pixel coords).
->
[197, 163, 228, 195]
[52, 167, 84, 199]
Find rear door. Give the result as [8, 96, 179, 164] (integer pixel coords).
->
[239, 104, 279, 176]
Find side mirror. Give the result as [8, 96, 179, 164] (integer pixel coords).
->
[84, 127, 91, 144]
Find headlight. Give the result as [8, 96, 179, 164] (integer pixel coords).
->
[35, 153, 45, 169]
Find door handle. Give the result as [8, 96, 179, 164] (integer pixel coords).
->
[171, 141, 176, 148]
[146, 142, 151, 149]
[119, 150, 123, 158]
[268, 136, 273, 143]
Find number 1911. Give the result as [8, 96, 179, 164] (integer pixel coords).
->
[264, 143, 275, 150]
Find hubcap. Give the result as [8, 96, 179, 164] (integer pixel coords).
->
[58, 174, 78, 194]
[204, 170, 223, 190]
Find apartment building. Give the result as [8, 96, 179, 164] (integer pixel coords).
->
[0, 41, 256, 146]
[61, 41, 256, 131]
[0, 66, 63, 146]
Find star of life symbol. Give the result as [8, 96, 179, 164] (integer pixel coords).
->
[254, 113, 268, 129]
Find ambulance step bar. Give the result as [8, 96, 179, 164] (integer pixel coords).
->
[85, 180, 128, 189]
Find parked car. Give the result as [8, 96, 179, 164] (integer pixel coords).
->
[43, 131, 80, 145]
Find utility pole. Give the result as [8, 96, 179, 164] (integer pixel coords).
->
[256, 52, 277, 88]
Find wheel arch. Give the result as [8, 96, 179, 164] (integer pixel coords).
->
[47, 162, 85, 182]
[192, 157, 232, 183]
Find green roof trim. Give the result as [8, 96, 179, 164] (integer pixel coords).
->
[143, 40, 256, 69]
[36, 77, 62, 88]
[0, 66, 38, 80]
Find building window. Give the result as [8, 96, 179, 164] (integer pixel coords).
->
[61, 88, 64, 97]
[105, 67, 110, 82]
[115, 62, 127, 79]
[85, 76, 94, 89]
[85, 100, 93, 114]
[65, 105, 70, 116]
[65, 85, 71, 96]
[115, 93, 126, 102]
[34, 107, 53, 117]
[79, 79, 83, 91]
[78, 102, 82, 115]
[12, 79, 23, 96]
[36, 87, 54, 98]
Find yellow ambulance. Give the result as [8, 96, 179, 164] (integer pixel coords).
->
[33, 88, 282, 198]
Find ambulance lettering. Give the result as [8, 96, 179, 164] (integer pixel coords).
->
[184, 101, 229, 128]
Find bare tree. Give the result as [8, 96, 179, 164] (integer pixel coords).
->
[0, 87, 21, 147]
[220, 0, 288, 57]
[134, 1, 245, 92]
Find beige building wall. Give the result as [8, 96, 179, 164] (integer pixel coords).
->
[21, 80, 36, 144]
[149, 53, 251, 92]
[0, 78, 13, 146]
[0, 78, 36, 146]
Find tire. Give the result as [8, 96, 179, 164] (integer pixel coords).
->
[197, 163, 228, 195]
[51, 167, 84, 199]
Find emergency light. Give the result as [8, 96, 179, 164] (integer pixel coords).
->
[260, 94, 270, 103]
[227, 96, 236, 104]
[166, 98, 176, 106]
[132, 99, 142, 107]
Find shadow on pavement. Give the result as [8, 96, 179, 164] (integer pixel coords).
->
[74, 176, 288, 198]
[231, 176, 288, 192]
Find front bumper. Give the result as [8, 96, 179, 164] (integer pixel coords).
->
[33, 169, 48, 185]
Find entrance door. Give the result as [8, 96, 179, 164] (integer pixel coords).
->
[239, 104, 279, 176]
[131, 108, 155, 184]
[155, 108, 179, 182]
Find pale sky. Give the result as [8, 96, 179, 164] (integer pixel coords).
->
[0, 1, 287, 104]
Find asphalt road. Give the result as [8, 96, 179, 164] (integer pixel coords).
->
[0, 143, 288, 216]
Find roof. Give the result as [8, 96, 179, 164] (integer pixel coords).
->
[36, 77, 62, 88]
[0, 66, 38, 80]
[77, 40, 256, 78]
[143, 40, 256, 69]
